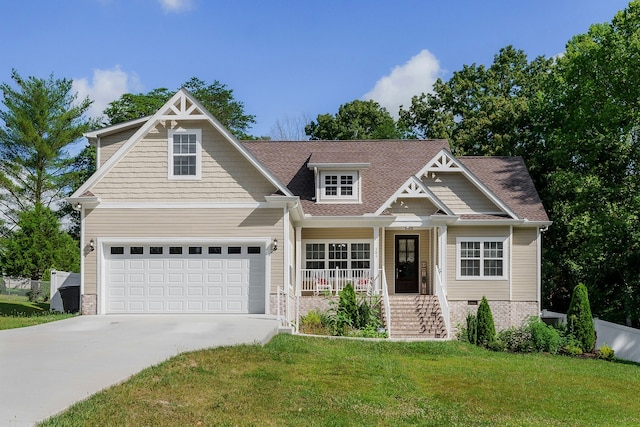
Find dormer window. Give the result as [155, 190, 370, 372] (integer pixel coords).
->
[324, 173, 355, 197]
[308, 154, 369, 204]
[168, 129, 201, 180]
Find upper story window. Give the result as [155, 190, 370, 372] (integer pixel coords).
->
[319, 171, 359, 202]
[168, 129, 201, 180]
[456, 237, 508, 280]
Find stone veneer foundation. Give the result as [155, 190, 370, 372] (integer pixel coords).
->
[81, 293, 97, 315]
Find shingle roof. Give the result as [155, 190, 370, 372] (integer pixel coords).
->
[459, 156, 549, 222]
[243, 140, 549, 222]
[243, 140, 450, 216]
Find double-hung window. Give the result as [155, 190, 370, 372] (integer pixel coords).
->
[304, 241, 371, 270]
[321, 172, 358, 201]
[457, 237, 507, 280]
[168, 129, 201, 180]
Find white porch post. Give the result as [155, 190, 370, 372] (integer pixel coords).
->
[295, 226, 302, 297]
[438, 226, 447, 292]
[373, 226, 380, 294]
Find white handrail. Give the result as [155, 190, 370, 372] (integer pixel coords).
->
[380, 267, 391, 337]
[300, 268, 373, 295]
[434, 266, 450, 338]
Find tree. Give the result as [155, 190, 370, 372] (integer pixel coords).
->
[103, 77, 256, 139]
[57, 145, 97, 240]
[305, 99, 403, 140]
[541, 1, 640, 325]
[0, 70, 93, 224]
[269, 113, 311, 141]
[0, 203, 79, 281]
[399, 46, 553, 187]
[476, 296, 496, 347]
[566, 284, 596, 352]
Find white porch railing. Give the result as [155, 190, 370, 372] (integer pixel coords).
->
[300, 268, 374, 295]
[380, 268, 391, 337]
[434, 266, 450, 338]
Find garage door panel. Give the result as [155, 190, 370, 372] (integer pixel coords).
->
[187, 273, 203, 283]
[129, 286, 144, 296]
[148, 301, 164, 311]
[187, 286, 204, 296]
[149, 286, 164, 296]
[167, 286, 183, 296]
[168, 273, 183, 283]
[105, 243, 265, 314]
[168, 260, 184, 270]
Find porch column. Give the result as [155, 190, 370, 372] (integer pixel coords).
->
[373, 226, 380, 294]
[295, 226, 302, 296]
[438, 226, 447, 294]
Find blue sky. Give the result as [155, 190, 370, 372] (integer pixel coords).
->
[0, 0, 632, 141]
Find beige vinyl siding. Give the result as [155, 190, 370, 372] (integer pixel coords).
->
[301, 228, 373, 240]
[387, 198, 439, 216]
[98, 127, 141, 167]
[511, 228, 538, 301]
[383, 229, 432, 295]
[425, 172, 501, 214]
[446, 226, 510, 300]
[91, 120, 277, 202]
[83, 207, 284, 295]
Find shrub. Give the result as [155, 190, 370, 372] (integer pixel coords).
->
[528, 318, 562, 354]
[299, 310, 329, 335]
[465, 313, 478, 345]
[476, 296, 496, 347]
[597, 344, 615, 361]
[497, 317, 562, 354]
[324, 285, 384, 336]
[566, 283, 596, 352]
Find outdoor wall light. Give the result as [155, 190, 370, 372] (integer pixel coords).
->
[89, 239, 95, 252]
[74, 203, 82, 211]
[273, 239, 278, 252]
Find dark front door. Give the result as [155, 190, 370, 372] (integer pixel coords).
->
[395, 235, 419, 293]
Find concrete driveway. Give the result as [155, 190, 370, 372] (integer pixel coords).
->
[0, 314, 281, 426]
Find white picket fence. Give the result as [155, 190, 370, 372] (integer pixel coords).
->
[541, 309, 640, 363]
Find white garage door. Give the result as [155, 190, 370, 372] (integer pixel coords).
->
[105, 243, 266, 314]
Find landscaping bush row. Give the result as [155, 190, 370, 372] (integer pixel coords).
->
[458, 284, 615, 361]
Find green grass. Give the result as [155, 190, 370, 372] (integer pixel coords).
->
[39, 334, 640, 426]
[0, 294, 74, 329]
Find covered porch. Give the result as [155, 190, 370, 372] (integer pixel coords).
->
[292, 222, 451, 336]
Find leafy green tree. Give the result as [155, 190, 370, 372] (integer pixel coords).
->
[566, 284, 596, 352]
[102, 88, 172, 125]
[0, 70, 93, 223]
[57, 145, 97, 240]
[0, 203, 79, 280]
[476, 296, 496, 347]
[400, 46, 553, 159]
[541, 1, 640, 324]
[306, 99, 403, 140]
[103, 77, 256, 139]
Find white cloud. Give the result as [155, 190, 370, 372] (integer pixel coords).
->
[363, 49, 442, 118]
[73, 66, 141, 119]
[158, 0, 193, 13]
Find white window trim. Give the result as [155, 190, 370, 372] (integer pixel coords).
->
[303, 239, 372, 269]
[317, 171, 360, 203]
[456, 236, 508, 281]
[168, 128, 202, 180]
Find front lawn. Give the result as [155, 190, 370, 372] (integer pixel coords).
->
[40, 334, 640, 426]
[0, 295, 74, 329]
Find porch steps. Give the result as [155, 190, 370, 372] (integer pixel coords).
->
[384, 295, 447, 339]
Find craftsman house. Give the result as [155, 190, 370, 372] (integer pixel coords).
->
[67, 88, 550, 338]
